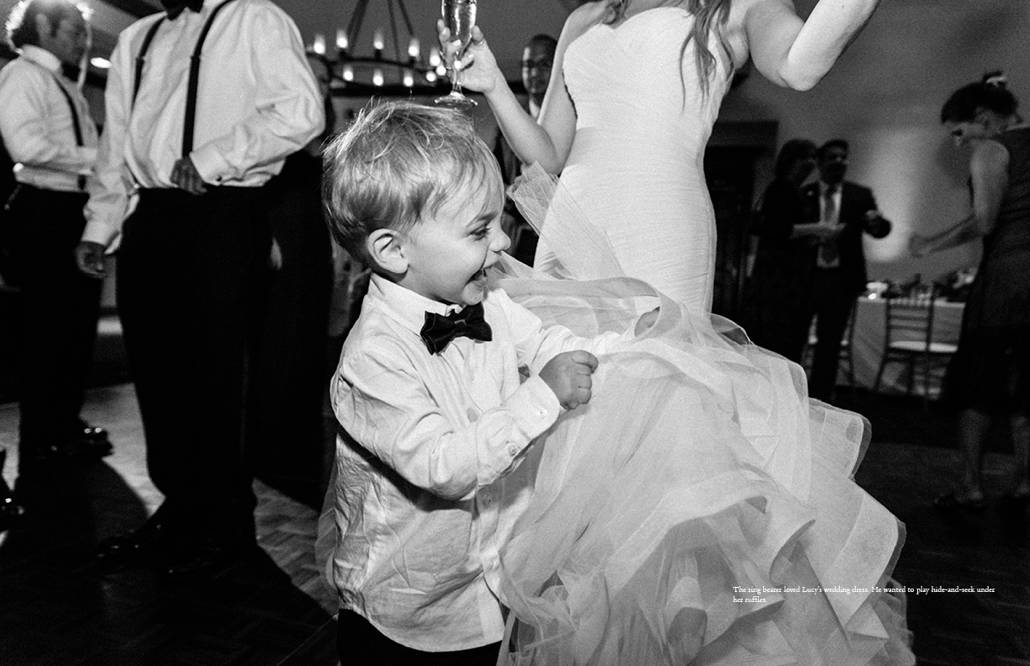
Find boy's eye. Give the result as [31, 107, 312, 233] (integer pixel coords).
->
[471, 227, 489, 239]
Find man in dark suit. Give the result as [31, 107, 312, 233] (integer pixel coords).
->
[800, 139, 891, 402]
[493, 33, 556, 265]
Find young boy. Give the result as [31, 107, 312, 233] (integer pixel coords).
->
[321, 101, 651, 664]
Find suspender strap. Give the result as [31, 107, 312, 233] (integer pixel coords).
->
[182, 0, 237, 158]
[133, 17, 165, 107]
[51, 75, 87, 190]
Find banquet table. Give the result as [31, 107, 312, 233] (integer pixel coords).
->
[842, 296, 965, 396]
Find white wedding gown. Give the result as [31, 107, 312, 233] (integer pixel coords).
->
[534, 6, 729, 313]
[491, 7, 915, 665]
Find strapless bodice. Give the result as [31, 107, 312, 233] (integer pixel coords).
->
[563, 7, 730, 164]
[537, 7, 732, 312]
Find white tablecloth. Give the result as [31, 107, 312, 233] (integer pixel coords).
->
[845, 296, 965, 394]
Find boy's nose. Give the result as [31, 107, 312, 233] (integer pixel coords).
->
[491, 228, 511, 253]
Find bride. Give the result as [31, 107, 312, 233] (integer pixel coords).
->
[433, 0, 915, 664]
[447, 0, 883, 311]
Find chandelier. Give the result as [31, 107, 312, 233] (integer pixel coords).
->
[309, 0, 450, 96]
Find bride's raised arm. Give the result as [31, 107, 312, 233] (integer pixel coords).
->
[740, 0, 880, 91]
[444, 3, 603, 174]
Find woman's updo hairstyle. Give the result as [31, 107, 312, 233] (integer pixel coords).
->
[940, 70, 1020, 123]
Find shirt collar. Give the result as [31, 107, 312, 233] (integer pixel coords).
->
[165, 0, 205, 19]
[368, 274, 463, 337]
[820, 180, 841, 195]
[20, 45, 62, 73]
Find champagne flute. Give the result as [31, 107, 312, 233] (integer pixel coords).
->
[435, 0, 477, 108]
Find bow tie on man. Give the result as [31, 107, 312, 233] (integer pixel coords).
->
[420, 303, 493, 355]
[162, 0, 204, 19]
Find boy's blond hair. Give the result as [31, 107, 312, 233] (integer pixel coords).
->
[323, 101, 503, 265]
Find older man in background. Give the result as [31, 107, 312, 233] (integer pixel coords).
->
[0, 0, 109, 510]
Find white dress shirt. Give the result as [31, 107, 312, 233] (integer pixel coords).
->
[327, 275, 628, 651]
[0, 45, 98, 193]
[82, 0, 323, 248]
[818, 180, 842, 226]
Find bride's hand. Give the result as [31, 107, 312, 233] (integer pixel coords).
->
[437, 22, 504, 94]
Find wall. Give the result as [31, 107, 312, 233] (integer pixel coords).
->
[6, 0, 1029, 288]
[720, 0, 1030, 283]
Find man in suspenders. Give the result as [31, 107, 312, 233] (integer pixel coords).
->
[75, 0, 323, 574]
[0, 0, 109, 506]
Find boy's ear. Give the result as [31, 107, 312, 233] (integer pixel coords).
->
[366, 227, 408, 275]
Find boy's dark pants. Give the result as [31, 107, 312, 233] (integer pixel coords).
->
[337, 610, 501, 665]
[116, 187, 269, 549]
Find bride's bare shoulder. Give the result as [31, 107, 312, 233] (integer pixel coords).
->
[562, 1, 609, 39]
[723, 0, 794, 67]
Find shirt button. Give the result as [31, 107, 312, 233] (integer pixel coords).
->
[467, 407, 479, 422]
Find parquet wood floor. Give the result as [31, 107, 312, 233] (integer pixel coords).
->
[0, 385, 337, 665]
[1, 385, 1027, 665]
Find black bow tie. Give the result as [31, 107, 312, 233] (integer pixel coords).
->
[166, 0, 203, 19]
[420, 303, 492, 354]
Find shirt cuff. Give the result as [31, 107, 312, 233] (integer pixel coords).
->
[190, 144, 230, 184]
[80, 219, 120, 253]
[77, 147, 98, 173]
[505, 374, 562, 446]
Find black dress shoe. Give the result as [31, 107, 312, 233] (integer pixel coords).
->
[0, 492, 24, 532]
[77, 423, 113, 459]
[164, 540, 254, 576]
[0, 451, 24, 532]
[95, 516, 170, 567]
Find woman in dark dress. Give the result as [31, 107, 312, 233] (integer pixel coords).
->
[745, 138, 819, 361]
[911, 72, 1030, 508]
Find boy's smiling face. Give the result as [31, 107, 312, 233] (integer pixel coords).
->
[399, 178, 509, 307]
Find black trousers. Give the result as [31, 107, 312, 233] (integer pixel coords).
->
[248, 154, 332, 505]
[116, 187, 269, 546]
[8, 185, 101, 473]
[804, 268, 856, 402]
[336, 610, 501, 666]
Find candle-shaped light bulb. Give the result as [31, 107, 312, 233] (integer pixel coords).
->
[403, 69, 414, 88]
[342, 64, 354, 82]
[312, 33, 326, 55]
[425, 70, 437, 83]
[336, 29, 348, 53]
[435, 64, 447, 77]
[372, 68, 384, 87]
[408, 37, 420, 61]
[428, 46, 441, 68]
[373, 29, 384, 57]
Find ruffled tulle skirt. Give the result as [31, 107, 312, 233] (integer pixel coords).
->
[486, 167, 913, 664]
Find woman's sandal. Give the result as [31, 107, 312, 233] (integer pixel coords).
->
[933, 491, 987, 511]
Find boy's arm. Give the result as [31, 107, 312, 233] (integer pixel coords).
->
[335, 347, 561, 502]
[493, 289, 635, 372]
